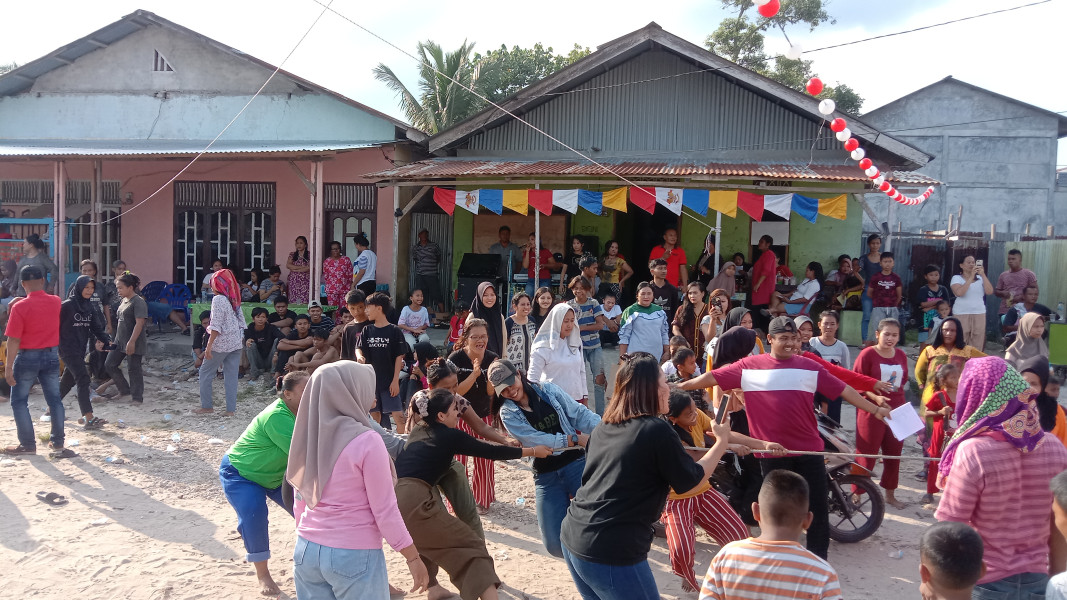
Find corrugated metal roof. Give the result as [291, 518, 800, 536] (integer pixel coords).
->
[367, 158, 941, 185]
[0, 139, 385, 158]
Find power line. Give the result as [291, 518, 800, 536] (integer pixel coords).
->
[806, 0, 1053, 53]
[81, 0, 336, 226]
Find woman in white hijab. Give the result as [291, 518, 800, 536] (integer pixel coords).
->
[286, 361, 429, 600]
[527, 303, 589, 403]
[1005, 312, 1049, 367]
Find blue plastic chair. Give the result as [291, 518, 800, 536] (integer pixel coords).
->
[158, 283, 193, 324]
[140, 280, 167, 303]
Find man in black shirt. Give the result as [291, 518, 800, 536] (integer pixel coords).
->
[306, 301, 334, 330]
[267, 295, 294, 335]
[356, 292, 409, 432]
[649, 258, 680, 320]
[191, 310, 210, 369]
[243, 307, 285, 381]
[340, 289, 370, 361]
[1002, 285, 1053, 333]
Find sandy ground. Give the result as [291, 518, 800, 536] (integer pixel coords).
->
[0, 353, 938, 600]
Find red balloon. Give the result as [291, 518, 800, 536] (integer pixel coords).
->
[806, 77, 824, 96]
[829, 118, 847, 132]
[858, 158, 872, 170]
[758, 0, 780, 18]
[879, 181, 891, 192]
[843, 138, 859, 152]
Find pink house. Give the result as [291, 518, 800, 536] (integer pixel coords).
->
[0, 10, 427, 299]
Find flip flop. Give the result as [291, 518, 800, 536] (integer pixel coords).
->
[3, 444, 36, 455]
[49, 448, 78, 459]
[36, 491, 68, 506]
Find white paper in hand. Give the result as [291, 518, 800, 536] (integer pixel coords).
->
[886, 403, 925, 441]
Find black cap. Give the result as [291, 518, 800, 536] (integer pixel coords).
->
[767, 316, 798, 336]
[19, 265, 44, 281]
[487, 359, 520, 389]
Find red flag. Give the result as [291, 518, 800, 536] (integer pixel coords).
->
[736, 191, 765, 221]
[630, 187, 656, 214]
[528, 189, 554, 215]
[433, 188, 456, 216]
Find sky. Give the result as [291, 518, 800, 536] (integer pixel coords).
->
[2, 0, 1065, 159]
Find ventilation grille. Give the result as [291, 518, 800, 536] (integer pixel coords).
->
[153, 50, 174, 72]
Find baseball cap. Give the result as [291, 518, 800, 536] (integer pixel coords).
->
[767, 316, 798, 336]
[487, 359, 520, 389]
[20, 265, 44, 281]
[307, 300, 322, 310]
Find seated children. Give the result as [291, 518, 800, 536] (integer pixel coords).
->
[244, 307, 285, 382]
[398, 288, 432, 348]
[274, 314, 312, 386]
[699, 469, 842, 600]
[598, 292, 622, 347]
[192, 310, 210, 369]
[327, 306, 352, 353]
[917, 265, 951, 341]
[257, 265, 285, 303]
[267, 296, 294, 335]
[218, 371, 309, 595]
[286, 328, 338, 373]
[306, 300, 333, 330]
[919, 521, 985, 600]
[662, 335, 691, 376]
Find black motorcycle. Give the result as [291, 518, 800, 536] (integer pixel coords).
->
[709, 410, 885, 543]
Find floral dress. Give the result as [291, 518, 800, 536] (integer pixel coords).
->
[322, 255, 353, 307]
[287, 252, 310, 304]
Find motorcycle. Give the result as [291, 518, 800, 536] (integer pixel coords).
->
[709, 410, 885, 543]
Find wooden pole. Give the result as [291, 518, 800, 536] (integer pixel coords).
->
[990, 223, 996, 241]
[1026, 223, 1032, 235]
[91, 160, 102, 265]
[54, 161, 67, 292]
[1048, 225, 1056, 238]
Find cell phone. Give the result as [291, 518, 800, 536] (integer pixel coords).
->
[715, 394, 731, 424]
[976, 259, 983, 268]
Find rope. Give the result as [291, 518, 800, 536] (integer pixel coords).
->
[682, 445, 940, 462]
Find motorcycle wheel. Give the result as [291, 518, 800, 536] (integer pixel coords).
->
[827, 475, 885, 543]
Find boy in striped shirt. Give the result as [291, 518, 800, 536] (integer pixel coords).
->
[567, 277, 609, 415]
[699, 470, 843, 600]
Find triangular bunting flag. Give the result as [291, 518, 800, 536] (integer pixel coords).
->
[708, 191, 738, 218]
[433, 188, 456, 216]
[818, 194, 848, 220]
[682, 189, 710, 216]
[763, 194, 793, 220]
[456, 189, 480, 214]
[479, 189, 503, 215]
[528, 189, 553, 215]
[552, 189, 579, 214]
[791, 194, 820, 224]
[655, 188, 684, 216]
[577, 190, 604, 215]
[630, 187, 656, 215]
[736, 191, 765, 221]
[602, 188, 627, 212]
[502, 190, 528, 215]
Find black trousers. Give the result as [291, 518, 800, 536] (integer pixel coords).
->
[60, 353, 93, 415]
[759, 454, 829, 559]
[104, 350, 143, 402]
[356, 279, 376, 297]
[88, 348, 108, 382]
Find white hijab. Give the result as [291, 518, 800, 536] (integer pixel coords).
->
[531, 303, 582, 355]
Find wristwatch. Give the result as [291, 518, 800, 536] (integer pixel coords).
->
[569, 434, 580, 447]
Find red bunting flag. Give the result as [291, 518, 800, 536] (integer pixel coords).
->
[736, 191, 765, 221]
[528, 189, 553, 215]
[433, 188, 456, 216]
[629, 187, 656, 214]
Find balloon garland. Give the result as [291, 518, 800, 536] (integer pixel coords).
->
[755, 0, 934, 206]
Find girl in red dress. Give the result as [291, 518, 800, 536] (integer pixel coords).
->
[922, 363, 960, 505]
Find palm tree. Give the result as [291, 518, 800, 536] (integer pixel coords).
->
[373, 40, 483, 134]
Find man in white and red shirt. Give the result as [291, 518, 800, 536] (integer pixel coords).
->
[648, 227, 688, 288]
[682, 316, 890, 558]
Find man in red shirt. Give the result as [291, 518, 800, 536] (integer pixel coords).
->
[681, 316, 890, 558]
[749, 235, 777, 332]
[3, 266, 65, 456]
[648, 228, 688, 288]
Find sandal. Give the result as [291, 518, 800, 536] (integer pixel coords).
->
[48, 447, 78, 459]
[84, 417, 108, 430]
[3, 444, 36, 455]
[36, 491, 69, 506]
[192, 407, 214, 414]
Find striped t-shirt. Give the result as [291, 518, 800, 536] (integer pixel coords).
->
[699, 538, 842, 600]
[568, 298, 603, 349]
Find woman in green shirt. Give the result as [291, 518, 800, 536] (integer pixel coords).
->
[219, 371, 309, 596]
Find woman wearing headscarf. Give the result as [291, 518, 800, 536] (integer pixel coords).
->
[1018, 355, 1067, 445]
[286, 362, 429, 600]
[527, 304, 588, 403]
[396, 387, 551, 600]
[692, 233, 722, 291]
[58, 276, 111, 429]
[467, 282, 506, 358]
[707, 263, 737, 303]
[705, 307, 764, 371]
[935, 356, 1067, 597]
[1005, 312, 1048, 368]
[194, 270, 246, 416]
[16, 233, 59, 296]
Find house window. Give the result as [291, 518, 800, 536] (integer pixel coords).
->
[324, 183, 376, 259]
[174, 182, 275, 292]
[71, 209, 121, 283]
[153, 50, 174, 72]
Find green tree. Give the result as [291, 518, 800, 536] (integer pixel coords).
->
[706, 0, 863, 114]
[0, 62, 17, 75]
[473, 43, 591, 103]
[373, 40, 482, 134]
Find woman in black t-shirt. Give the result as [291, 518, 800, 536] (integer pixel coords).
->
[559, 353, 732, 599]
[448, 318, 500, 514]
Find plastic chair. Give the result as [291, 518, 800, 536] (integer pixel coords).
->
[159, 283, 193, 322]
[140, 280, 167, 303]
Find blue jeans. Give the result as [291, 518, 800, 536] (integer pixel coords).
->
[244, 340, 278, 380]
[293, 536, 389, 600]
[525, 280, 537, 299]
[199, 349, 240, 412]
[582, 347, 606, 415]
[562, 546, 660, 600]
[972, 572, 1048, 600]
[9, 347, 63, 449]
[218, 455, 288, 562]
[535, 458, 585, 557]
[861, 292, 874, 341]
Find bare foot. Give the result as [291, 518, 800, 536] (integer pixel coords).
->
[389, 583, 408, 598]
[223, 411, 236, 417]
[192, 407, 214, 414]
[680, 577, 697, 593]
[476, 504, 490, 515]
[427, 585, 456, 600]
[258, 574, 280, 596]
[885, 491, 907, 509]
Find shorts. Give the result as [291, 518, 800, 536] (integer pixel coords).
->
[785, 303, 804, 315]
[375, 388, 403, 413]
[147, 301, 174, 321]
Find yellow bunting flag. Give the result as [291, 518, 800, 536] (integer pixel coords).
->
[502, 190, 529, 215]
[818, 194, 848, 220]
[601, 187, 628, 212]
[708, 190, 739, 218]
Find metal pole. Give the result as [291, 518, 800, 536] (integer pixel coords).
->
[392, 186, 400, 297]
[534, 183, 541, 292]
[54, 161, 67, 293]
[308, 160, 324, 304]
[713, 210, 721, 273]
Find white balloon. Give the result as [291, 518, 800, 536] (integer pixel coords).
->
[850, 148, 866, 161]
[873, 175, 885, 186]
[818, 98, 836, 115]
[785, 44, 804, 60]
[835, 128, 851, 142]
[755, 0, 773, 5]
[865, 166, 879, 177]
